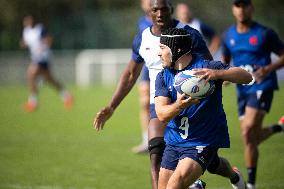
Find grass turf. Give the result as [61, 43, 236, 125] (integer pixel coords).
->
[0, 84, 283, 189]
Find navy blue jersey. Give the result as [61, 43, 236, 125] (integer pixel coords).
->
[155, 55, 230, 148]
[222, 22, 284, 95]
[137, 16, 152, 33]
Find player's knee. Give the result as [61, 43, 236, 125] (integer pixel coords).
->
[148, 137, 165, 157]
[207, 155, 220, 174]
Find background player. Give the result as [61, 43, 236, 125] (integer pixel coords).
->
[221, 0, 284, 188]
[20, 15, 73, 112]
[155, 27, 251, 189]
[132, 0, 152, 154]
[175, 2, 221, 55]
[93, 0, 212, 188]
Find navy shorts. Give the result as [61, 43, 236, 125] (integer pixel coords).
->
[33, 61, 49, 69]
[237, 90, 274, 118]
[161, 145, 219, 173]
[150, 103, 157, 119]
[140, 65, 150, 82]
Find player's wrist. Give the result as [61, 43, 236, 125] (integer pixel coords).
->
[174, 101, 183, 111]
[107, 104, 115, 113]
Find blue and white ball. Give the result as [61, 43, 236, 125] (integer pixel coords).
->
[173, 70, 215, 99]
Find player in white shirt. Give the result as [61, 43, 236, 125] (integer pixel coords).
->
[175, 2, 221, 55]
[94, 0, 212, 188]
[20, 15, 73, 112]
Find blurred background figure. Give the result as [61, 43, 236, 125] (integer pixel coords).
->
[20, 15, 73, 112]
[175, 2, 221, 56]
[132, 0, 152, 154]
[222, 0, 284, 188]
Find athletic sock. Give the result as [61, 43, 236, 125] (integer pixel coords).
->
[142, 131, 148, 145]
[230, 172, 240, 184]
[247, 167, 257, 185]
[28, 94, 38, 104]
[271, 124, 282, 133]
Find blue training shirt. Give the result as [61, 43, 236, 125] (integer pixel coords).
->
[222, 22, 284, 95]
[155, 55, 231, 148]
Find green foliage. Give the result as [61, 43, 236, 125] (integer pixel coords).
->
[0, 0, 283, 50]
[0, 84, 284, 188]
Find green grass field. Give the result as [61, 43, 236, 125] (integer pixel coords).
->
[0, 84, 283, 189]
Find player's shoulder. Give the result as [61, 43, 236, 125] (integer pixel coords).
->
[173, 19, 201, 36]
[252, 22, 274, 34]
[136, 27, 152, 40]
[192, 55, 223, 69]
[156, 69, 166, 82]
[224, 25, 236, 35]
[251, 22, 278, 40]
[133, 27, 150, 44]
[222, 25, 236, 41]
[253, 22, 268, 30]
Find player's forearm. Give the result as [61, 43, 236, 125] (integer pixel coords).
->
[218, 67, 252, 84]
[109, 67, 139, 110]
[156, 102, 182, 123]
[208, 36, 221, 55]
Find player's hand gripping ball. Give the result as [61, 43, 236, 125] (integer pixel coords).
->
[174, 70, 215, 99]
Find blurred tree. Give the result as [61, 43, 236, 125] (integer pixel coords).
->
[0, 0, 282, 50]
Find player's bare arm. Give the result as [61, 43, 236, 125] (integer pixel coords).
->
[254, 50, 284, 83]
[193, 67, 252, 84]
[220, 55, 232, 86]
[155, 94, 199, 123]
[94, 60, 144, 131]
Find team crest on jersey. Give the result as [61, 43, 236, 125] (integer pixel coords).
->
[230, 39, 235, 46]
[249, 35, 258, 46]
[191, 85, 199, 93]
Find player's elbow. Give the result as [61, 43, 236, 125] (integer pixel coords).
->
[156, 110, 170, 124]
[157, 116, 169, 124]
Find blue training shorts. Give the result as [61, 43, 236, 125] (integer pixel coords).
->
[33, 60, 49, 69]
[237, 90, 274, 118]
[161, 145, 219, 173]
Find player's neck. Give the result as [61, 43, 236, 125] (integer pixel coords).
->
[236, 19, 253, 33]
[174, 54, 192, 70]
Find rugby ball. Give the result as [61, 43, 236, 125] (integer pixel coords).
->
[173, 70, 215, 99]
